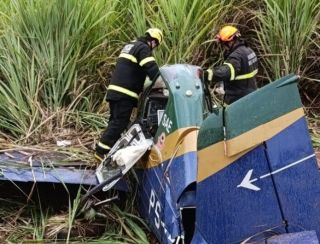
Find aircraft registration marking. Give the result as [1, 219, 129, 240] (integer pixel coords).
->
[149, 189, 175, 243]
[162, 113, 173, 133]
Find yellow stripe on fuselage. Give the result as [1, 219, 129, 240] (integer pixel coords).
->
[226, 108, 305, 156]
[197, 141, 252, 183]
[198, 107, 305, 182]
[138, 127, 199, 169]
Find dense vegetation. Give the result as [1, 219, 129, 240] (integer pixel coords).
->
[0, 0, 319, 242]
[0, 0, 318, 143]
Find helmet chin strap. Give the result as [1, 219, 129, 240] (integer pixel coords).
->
[146, 40, 152, 48]
[229, 40, 235, 50]
[225, 39, 236, 50]
[148, 40, 158, 50]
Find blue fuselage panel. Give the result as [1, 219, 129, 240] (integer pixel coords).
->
[192, 117, 320, 243]
[265, 117, 320, 236]
[138, 151, 197, 243]
[193, 145, 285, 243]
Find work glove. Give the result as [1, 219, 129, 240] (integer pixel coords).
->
[203, 68, 214, 83]
[214, 81, 225, 95]
[144, 75, 166, 91]
[153, 75, 166, 89]
[143, 77, 152, 90]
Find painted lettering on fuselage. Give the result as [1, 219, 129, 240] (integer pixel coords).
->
[162, 113, 173, 134]
[148, 189, 175, 243]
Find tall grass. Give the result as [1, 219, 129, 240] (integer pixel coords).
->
[0, 0, 121, 141]
[0, 0, 255, 141]
[144, 0, 234, 64]
[0, 0, 319, 241]
[0, 0, 317, 141]
[0, 0, 317, 142]
[113, 0, 238, 64]
[0, 182, 148, 243]
[255, 0, 320, 80]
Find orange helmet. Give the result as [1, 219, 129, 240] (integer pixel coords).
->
[216, 25, 240, 42]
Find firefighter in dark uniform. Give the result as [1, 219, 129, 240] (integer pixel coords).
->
[205, 25, 258, 104]
[95, 28, 163, 162]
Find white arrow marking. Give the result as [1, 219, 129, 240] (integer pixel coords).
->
[237, 169, 261, 191]
[237, 153, 316, 191]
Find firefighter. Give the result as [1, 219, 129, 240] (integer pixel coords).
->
[204, 25, 258, 104]
[95, 28, 163, 162]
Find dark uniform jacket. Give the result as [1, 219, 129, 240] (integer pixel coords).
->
[106, 37, 160, 106]
[212, 40, 258, 104]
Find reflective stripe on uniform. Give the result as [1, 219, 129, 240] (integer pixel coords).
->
[94, 153, 104, 162]
[224, 62, 235, 80]
[234, 69, 258, 80]
[98, 141, 111, 150]
[224, 62, 258, 81]
[139, 57, 155, 66]
[119, 53, 137, 63]
[108, 84, 139, 99]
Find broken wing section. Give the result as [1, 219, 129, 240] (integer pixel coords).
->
[95, 124, 153, 192]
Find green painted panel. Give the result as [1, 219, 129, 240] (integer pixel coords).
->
[156, 65, 205, 137]
[225, 74, 301, 139]
[197, 108, 224, 150]
[197, 74, 302, 150]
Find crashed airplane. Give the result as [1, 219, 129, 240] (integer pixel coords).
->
[1, 64, 320, 243]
